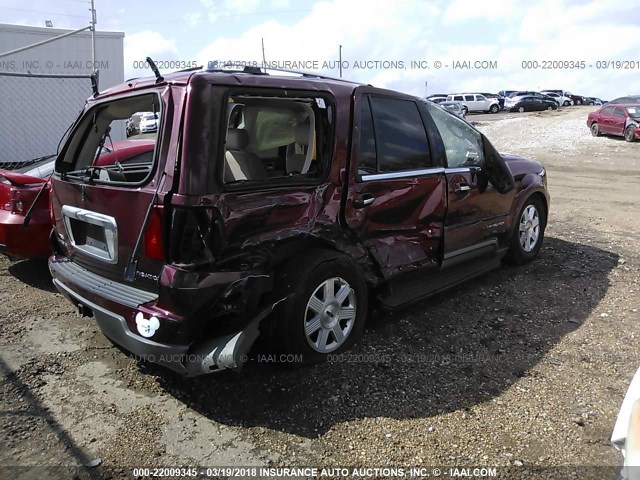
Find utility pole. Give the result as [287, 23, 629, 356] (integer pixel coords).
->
[339, 45, 342, 78]
[90, 0, 97, 67]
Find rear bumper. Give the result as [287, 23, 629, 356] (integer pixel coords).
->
[53, 275, 190, 373]
[49, 257, 278, 376]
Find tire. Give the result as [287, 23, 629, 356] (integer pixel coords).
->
[268, 251, 368, 363]
[462, 106, 469, 115]
[590, 123, 600, 137]
[589, 101, 595, 106]
[625, 126, 636, 142]
[547, 105, 553, 110]
[563, 101, 570, 106]
[518, 106, 525, 113]
[576, 99, 582, 105]
[505, 196, 546, 265]
[489, 104, 499, 113]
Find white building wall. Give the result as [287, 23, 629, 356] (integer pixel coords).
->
[0, 23, 125, 163]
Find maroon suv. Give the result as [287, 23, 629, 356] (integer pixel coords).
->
[48, 66, 549, 376]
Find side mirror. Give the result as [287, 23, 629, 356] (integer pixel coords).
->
[481, 134, 515, 194]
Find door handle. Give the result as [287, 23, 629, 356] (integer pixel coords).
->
[354, 193, 375, 208]
[455, 183, 471, 193]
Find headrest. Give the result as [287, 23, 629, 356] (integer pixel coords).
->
[295, 120, 310, 145]
[226, 128, 249, 150]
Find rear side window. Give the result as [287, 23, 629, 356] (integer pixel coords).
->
[358, 98, 377, 174]
[56, 93, 160, 186]
[464, 95, 474, 101]
[454, 95, 463, 101]
[365, 96, 431, 173]
[222, 93, 333, 184]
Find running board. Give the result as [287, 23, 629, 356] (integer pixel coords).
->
[378, 253, 503, 310]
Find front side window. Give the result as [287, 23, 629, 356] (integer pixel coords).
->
[601, 106, 614, 116]
[56, 93, 160, 185]
[614, 108, 625, 118]
[222, 93, 332, 184]
[424, 101, 484, 168]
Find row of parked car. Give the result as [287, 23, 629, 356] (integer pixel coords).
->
[125, 111, 160, 137]
[427, 90, 607, 115]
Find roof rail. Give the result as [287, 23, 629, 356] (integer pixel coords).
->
[206, 64, 364, 85]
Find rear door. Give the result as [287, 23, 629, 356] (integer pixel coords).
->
[598, 106, 615, 134]
[423, 102, 514, 265]
[464, 94, 476, 111]
[343, 90, 446, 280]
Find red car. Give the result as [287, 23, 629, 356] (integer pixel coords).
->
[0, 160, 53, 259]
[0, 140, 155, 260]
[588, 104, 640, 142]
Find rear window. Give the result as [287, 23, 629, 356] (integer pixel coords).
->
[222, 93, 333, 184]
[56, 93, 160, 186]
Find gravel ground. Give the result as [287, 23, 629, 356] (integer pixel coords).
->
[1, 106, 639, 479]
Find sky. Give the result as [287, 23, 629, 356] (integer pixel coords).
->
[2, 0, 640, 100]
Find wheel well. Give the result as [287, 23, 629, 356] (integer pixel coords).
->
[269, 238, 382, 288]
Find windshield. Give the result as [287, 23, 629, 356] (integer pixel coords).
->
[24, 159, 55, 178]
[626, 107, 640, 118]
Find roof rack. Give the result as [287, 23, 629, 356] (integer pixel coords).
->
[206, 64, 364, 85]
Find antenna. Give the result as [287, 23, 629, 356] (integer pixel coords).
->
[261, 37, 266, 68]
[339, 45, 343, 78]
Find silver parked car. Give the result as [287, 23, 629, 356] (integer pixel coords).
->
[446, 93, 500, 114]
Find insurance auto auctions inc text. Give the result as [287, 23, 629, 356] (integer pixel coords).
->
[206, 59, 498, 70]
[255, 466, 498, 478]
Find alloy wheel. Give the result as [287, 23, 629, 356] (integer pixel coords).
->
[304, 277, 356, 353]
[519, 205, 540, 253]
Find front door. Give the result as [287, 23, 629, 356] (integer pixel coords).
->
[612, 107, 627, 136]
[423, 102, 514, 267]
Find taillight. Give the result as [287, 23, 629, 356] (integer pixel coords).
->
[144, 206, 164, 261]
[1, 186, 25, 213]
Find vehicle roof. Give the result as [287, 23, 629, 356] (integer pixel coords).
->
[602, 104, 640, 108]
[98, 67, 365, 100]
